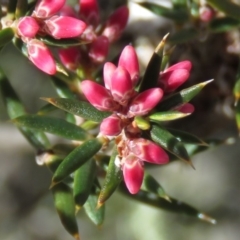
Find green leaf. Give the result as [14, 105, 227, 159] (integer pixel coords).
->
[37, 103, 59, 115]
[97, 148, 122, 208]
[150, 124, 192, 166]
[156, 80, 213, 111]
[42, 97, 110, 122]
[142, 173, 170, 201]
[0, 28, 15, 47]
[0, 70, 50, 150]
[84, 188, 105, 226]
[149, 111, 190, 122]
[138, 2, 189, 23]
[209, 17, 240, 33]
[119, 183, 216, 224]
[207, 0, 240, 21]
[166, 128, 208, 146]
[38, 36, 89, 47]
[74, 158, 97, 209]
[7, 0, 18, 16]
[52, 138, 103, 184]
[13, 115, 90, 140]
[168, 28, 199, 44]
[15, 0, 28, 18]
[138, 35, 168, 92]
[52, 183, 80, 240]
[134, 116, 151, 130]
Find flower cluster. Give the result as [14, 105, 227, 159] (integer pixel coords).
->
[81, 46, 192, 194]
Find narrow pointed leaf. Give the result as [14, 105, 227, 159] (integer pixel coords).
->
[149, 111, 190, 121]
[0, 70, 50, 150]
[207, 0, 240, 21]
[0, 28, 15, 47]
[209, 17, 240, 33]
[166, 128, 208, 146]
[15, 0, 28, 18]
[51, 77, 76, 98]
[235, 100, 240, 132]
[139, 35, 168, 92]
[142, 173, 170, 201]
[74, 158, 97, 208]
[168, 28, 198, 44]
[7, 0, 18, 16]
[52, 183, 80, 240]
[97, 148, 122, 208]
[13, 115, 90, 140]
[52, 143, 76, 156]
[52, 138, 103, 184]
[84, 189, 105, 226]
[37, 103, 59, 115]
[150, 124, 191, 165]
[119, 183, 216, 224]
[156, 80, 213, 111]
[42, 97, 111, 122]
[38, 36, 88, 47]
[134, 116, 151, 130]
[138, 2, 189, 23]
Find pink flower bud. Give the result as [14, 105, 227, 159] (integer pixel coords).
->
[44, 16, 87, 39]
[100, 114, 122, 136]
[160, 69, 190, 92]
[164, 61, 192, 72]
[174, 103, 195, 114]
[118, 45, 139, 85]
[58, 47, 81, 70]
[81, 80, 115, 111]
[59, 5, 78, 18]
[123, 155, 144, 194]
[34, 0, 66, 18]
[27, 39, 56, 75]
[102, 6, 129, 42]
[129, 139, 169, 164]
[110, 67, 133, 105]
[79, 0, 99, 26]
[89, 36, 109, 63]
[17, 16, 40, 38]
[199, 6, 215, 22]
[128, 88, 163, 117]
[103, 62, 116, 90]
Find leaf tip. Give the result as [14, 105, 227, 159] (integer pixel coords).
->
[96, 200, 104, 210]
[198, 213, 217, 225]
[49, 181, 58, 189]
[73, 232, 81, 240]
[75, 205, 81, 214]
[155, 33, 169, 54]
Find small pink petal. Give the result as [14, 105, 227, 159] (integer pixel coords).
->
[118, 45, 139, 85]
[123, 155, 144, 194]
[128, 88, 163, 117]
[44, 16, 87, 39]
[102, 6, 129, 42]
[27, 39, 56, 75]
[100, 114, 122, 136]
[58, 47, 81, 70]
[129, 138, 169, 164]
[79, 0, 99, 26]
[34, 0, 66, 18]
[110, 66, 133, 105]
[160, 69, 190, 92]
[89, 36, 109, 63]
[17, 16, 40, 38]
[164, 61, 192, 72]
[200, 6, 215, 22]
[103, 62, 116, 90]
[59, 5, 78, 17]
[81, 80, 115, 111]
[174, 103, 195, 114]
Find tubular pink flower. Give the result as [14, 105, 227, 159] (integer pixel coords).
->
[160, 69, 190, 92]
[129, 139, 169, 164]
[27, 39, 56, 75]
[118, 45, 139, 85]
[34, 0, 66, 18]
[174, 103, 195, 114]
[102, 6, 129, 42]
[123, 155, 144, 194]
[81, 80, 115, 111]
[17, 16, 40, 38]
[128, 88, 163, 117]
[58, 47, 81, 70]
[164, 60, 192, 72]
[44, 16, 87, 39]
[103, 62, 116, 90]
[110, 67, 133, 105]
[79, 0, 99, 26]
[100, 114, 122, 136]
[89, 36, 109, 63]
